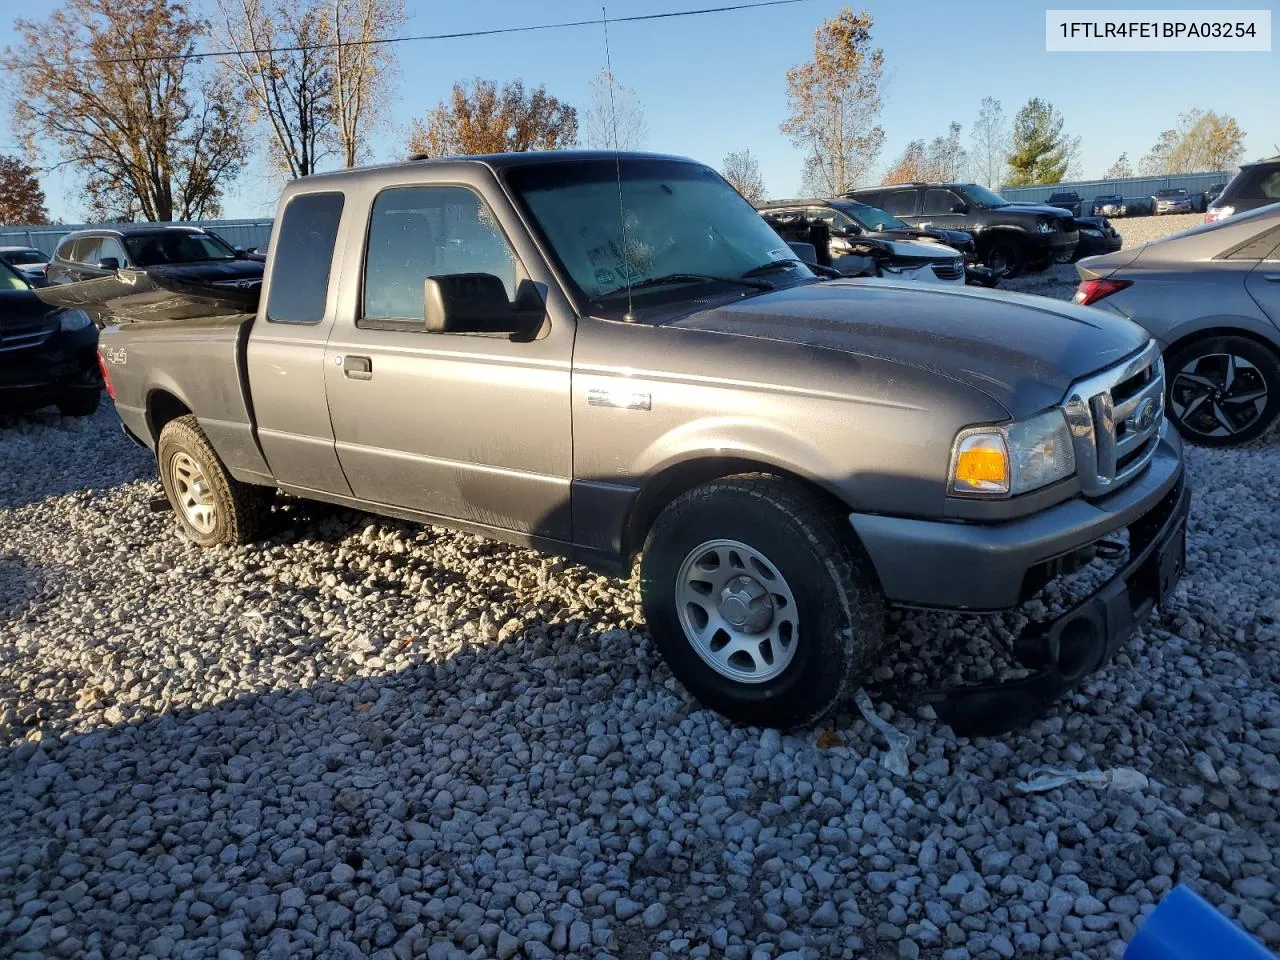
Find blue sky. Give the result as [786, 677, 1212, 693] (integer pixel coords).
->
[3, 0, 1276, 221]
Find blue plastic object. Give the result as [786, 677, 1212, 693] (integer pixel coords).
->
[1126, 885, 1276, 960]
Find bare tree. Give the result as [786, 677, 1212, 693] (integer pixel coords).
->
[214, 0, 335, 178]
[584, 69, 648, 151]
[781, 7, 885, 196]
[408, 79, 578, 157]
[330, 0, 406, 168]
[882, 141, 926, 185]
[882, 123, 965, 184]
[721, 149, 766, 203]
[1105, 153, 1133, 180]
[0, 156, 49, 224]
[969, 96, 1008, 189]
[3, 0, 246, 221]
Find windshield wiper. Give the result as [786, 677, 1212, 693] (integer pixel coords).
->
[596, 273, 773, 298]
[744, 258, 840, 280]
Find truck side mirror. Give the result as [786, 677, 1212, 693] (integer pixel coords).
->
[424, 273, 544, 338]
[97, 256, 121, 271]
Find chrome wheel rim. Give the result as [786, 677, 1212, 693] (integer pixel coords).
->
[170, 451, 217, 534]
[674, 539, 798, 684]
[1170, 353, 1269, 438]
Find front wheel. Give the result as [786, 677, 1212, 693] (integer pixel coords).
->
[982, 239, 1026, 279]
[1165, 336, 1280, 446]
[640, 474, 884, 728]
[157, 415, 271, 546]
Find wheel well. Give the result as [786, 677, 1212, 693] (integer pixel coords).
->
[148, 390, 192, 442]
[622, 457, 853, 562]
[1162, 326, 1280, 366]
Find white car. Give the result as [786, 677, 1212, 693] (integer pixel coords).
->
[0, 245, 51, 285]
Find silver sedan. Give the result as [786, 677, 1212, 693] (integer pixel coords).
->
[1073, 202, 1280, 446]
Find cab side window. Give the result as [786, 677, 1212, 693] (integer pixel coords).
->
[72, 237, 102, 264]
[923, 189, 964, 215]
[266, 191, 345, 325]
[361, 185, 518, 329]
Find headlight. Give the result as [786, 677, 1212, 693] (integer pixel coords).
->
[1036, 221, 1053, 233]
[949, 409, 1076, 498]
[59, 309, 93, 332]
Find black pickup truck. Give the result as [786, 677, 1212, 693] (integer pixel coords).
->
[844, 182, 1079, 278]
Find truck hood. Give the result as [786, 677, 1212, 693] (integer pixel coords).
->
[669, 279, 1150, 417]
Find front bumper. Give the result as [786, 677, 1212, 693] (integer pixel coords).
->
[850, 427, 1182, 611]
[851, 429, 1189, 735]
[1025, 230, 1079, 260]
[1073, 231, 1123, 260]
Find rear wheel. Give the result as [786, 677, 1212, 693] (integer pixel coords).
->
[1165, 336, 1280, 446]
[640, 474, 884, 728]
[157, 415, 271, 546]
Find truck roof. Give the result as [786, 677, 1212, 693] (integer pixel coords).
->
[294, 149, 701, 188]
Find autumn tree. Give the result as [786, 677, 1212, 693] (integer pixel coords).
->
[331, 0, 407, 167]
[1105, 153, 1133, 180]
[781, 7, 885, 196]
[882, 122, 965, 185]
[721, 149, 766, 203]
[584, 69, 648, 151]
[969, 97, 1008, 188]
[0, 156, 49, 225]
[4, 0, 246, 221]
[214, 0, 335, 178]
[1139, 110, 1246, 175]
[882, 141, 926, 185]
[408, 79, 578, 157]
[1005, 98, 1073, 186]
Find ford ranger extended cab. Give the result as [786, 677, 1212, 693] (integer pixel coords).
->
[92, 152, 1189, 734]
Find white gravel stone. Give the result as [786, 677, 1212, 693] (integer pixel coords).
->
[2, 217, 1279, 958]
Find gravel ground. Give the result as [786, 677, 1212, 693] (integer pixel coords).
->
[3, 227, 1279, 960]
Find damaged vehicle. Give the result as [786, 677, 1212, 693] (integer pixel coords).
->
[1092, 195, 1129, 218]
[758, 203, 965, 285]
[88, 151, 1188, 735]
[0, 259, 101, 417]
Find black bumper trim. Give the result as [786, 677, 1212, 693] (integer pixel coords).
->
[898, 476, 1190, 737]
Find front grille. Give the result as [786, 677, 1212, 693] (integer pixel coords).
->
[0, 317, 54, 352]
[1061, 341, 1165, 497]
[930, 258, 964, 280]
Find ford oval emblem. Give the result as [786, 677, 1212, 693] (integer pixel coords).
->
[1136, 397, 1156, 431]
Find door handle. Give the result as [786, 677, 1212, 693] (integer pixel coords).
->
[342, 355, 373, 381]
[1263, 274, 1280, 283]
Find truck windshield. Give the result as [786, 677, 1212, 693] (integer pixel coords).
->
[962, 184, 1010, 209]
[124, 232, 237, 267]
[507, 158, 814, 311]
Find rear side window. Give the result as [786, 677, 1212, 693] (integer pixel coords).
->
[54, 238, 75, 261]
[266, 192, 345, 324]
[72, 237, 102, 263]
[885, 190, 918, 216]
[361, 185, 518, 328]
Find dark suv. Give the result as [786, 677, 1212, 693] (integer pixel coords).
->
[1047, 191, 1083, 216]
[45, 225, 259, 285]
[844, 182, 1078, 277]
[1206, 155, 1280, 223]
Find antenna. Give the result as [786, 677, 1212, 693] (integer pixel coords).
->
[601, 6, 635, 321]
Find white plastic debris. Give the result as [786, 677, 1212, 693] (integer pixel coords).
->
[854, 687, 913, 776]
[1015, 765, 1150, 794]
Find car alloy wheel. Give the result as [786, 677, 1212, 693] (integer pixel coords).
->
[675, 538, 799, 684]
[169, 450, 218, 535]
[1170, 352, 1268, 439]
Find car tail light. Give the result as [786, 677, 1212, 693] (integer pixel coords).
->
[97, 349, 116, 400]
[1073, 278, 1132, 306]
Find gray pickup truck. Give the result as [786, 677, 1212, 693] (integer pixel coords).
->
[94, 151, 1190, 733]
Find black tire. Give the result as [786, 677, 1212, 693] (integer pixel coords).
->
[639, 473, 884, 729]
[982, 238, 1026, 278]
[56, 390, 100, 417]
[157, 415, 271, 546]
[1164, 336, 1280, 447]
